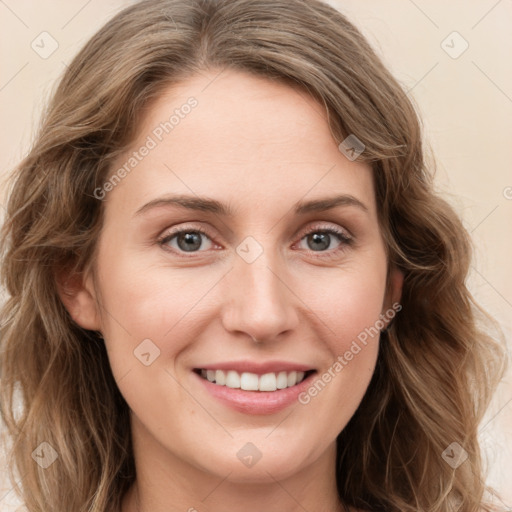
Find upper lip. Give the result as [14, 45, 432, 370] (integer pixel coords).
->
[194, 360, 316, 375]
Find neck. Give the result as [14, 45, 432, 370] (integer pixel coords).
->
[125, 481, 347, 512]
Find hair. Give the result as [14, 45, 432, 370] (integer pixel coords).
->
[0, 0, 507, 511]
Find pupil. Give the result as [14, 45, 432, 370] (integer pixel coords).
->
[178, 232, 202, 252]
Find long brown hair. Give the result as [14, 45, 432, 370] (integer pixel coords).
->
[0, 0, 506, 510]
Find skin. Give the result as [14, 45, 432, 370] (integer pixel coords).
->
[59, 68, 403, 512]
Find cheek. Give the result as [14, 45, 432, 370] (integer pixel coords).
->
[294, 267, 386, 432]
[329, 282, 385, 351]
[94, 247, 224, 366]
[94, 256, 207, 422]
[304, 260, 388, 353]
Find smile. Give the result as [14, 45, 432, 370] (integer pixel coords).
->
[195, 368, 314, 392]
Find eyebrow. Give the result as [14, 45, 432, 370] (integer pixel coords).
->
[133, 193, 368, 218]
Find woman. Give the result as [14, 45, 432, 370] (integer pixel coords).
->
[0, 0, 507, 510]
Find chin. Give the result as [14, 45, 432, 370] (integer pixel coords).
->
[195, 439, 323, 484]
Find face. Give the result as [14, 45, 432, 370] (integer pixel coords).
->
[63, 69, 402, 486]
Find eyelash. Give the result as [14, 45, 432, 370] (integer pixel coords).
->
[157, 224, 353, 259]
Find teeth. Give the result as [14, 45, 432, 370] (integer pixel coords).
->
[225, 370, 240, 388]
[215, 369, 226, 386]
[198, 369, 310, 391]
[276, 371, 288, 389]
[259, 373, 277, 391]
[240, 372, 259, 391]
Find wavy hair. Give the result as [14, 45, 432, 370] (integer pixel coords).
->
[0, 0, 507, 510]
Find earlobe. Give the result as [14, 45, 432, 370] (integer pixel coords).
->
[55, 269, 102, 331]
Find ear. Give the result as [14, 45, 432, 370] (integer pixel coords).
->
[55, 268, 102, 331]
[382, 265, 404, 327]
[387, 265, 403, 307]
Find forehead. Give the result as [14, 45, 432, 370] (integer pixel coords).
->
[106, 68, 376, 218]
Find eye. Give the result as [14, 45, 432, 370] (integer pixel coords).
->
[157, 223, 353, 258]
[158, 227, 215, 253]
[295, 225, 353, 256]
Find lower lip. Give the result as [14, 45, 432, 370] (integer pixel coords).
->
[193, 371, 316, 415]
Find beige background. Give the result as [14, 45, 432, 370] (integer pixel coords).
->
[0, 0, 511, 509]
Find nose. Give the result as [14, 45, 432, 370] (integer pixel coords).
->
[220, 245, 300, 344]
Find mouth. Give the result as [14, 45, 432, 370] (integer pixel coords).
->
[193, 368, 316, 392]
